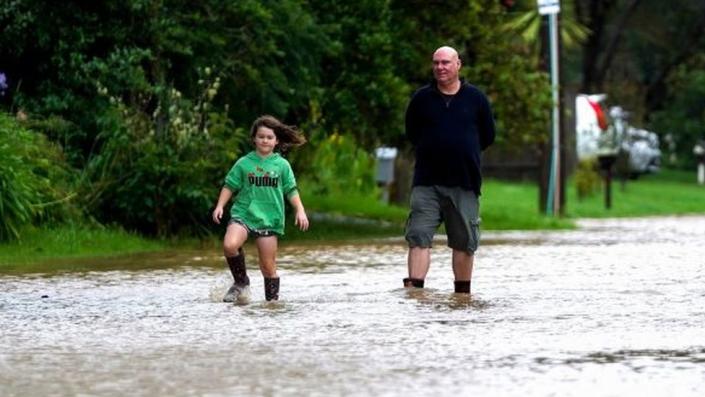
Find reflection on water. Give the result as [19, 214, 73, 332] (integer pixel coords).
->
[2, 215, 705, 396]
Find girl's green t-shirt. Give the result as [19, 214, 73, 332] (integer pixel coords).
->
[224, 151, 298, 235]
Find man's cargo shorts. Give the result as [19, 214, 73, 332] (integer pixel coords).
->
[404, 185, 480, 253]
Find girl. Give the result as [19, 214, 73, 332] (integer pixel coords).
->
[212, 115, 309, 303]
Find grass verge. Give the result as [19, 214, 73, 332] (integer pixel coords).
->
[0, 224, 164, 269]
[481, 179, 575, 230]
[565, 169, 705, 217]
[2, 169, 703, 269]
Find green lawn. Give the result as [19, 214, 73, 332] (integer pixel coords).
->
[481, 179, 574, 230]
[482, 169, 705, 224]
[565, 169, 705, 217]
[301, 185, 575, 232]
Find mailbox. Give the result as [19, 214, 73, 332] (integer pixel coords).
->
[375, 147, 398, 185]
[694, 141, 705, 185]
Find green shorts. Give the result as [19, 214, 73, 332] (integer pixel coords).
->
[404, 185, 481, 253]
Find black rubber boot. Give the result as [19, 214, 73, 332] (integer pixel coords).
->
[226, 248, 248, 282]
[223, 249, 250, 302]
[403, 277, 425, 288]
[454, 280, 471, 293]
[264, 277, 280, 301]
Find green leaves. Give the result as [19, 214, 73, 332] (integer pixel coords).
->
[298, 132, 377, 198]
[650, 58, 705, 169]
[85, 66, 243, 236]
[0, 0, 589, 236]
[0, 114, 77, 241]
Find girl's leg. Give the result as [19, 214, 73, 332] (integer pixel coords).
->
[222, 223, 251, 303]
[223, 223, 248, 257]
[255, 235, 278, 277]
[256, 236, 279, 300]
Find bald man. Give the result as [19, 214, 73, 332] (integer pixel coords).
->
[403, 46, 496, 294]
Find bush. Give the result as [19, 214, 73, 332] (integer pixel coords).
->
[296, 132, 378, 198]
[0, 113, 78, 241]
[574, 158, 601, 200]
[84, 68, 246, 237]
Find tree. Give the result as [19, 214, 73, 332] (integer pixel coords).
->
[0, 0, 332, 236]
[0, 0, 600, 233]
[389, 0, 552, 150]
[306, 0, 410, 147]
[650, 55, 705, 169]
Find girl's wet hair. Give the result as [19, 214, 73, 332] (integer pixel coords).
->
[250, 115, 306, 153]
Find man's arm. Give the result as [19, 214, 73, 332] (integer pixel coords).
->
[479, 94, 496, 151]
[405, 92, 421, 146]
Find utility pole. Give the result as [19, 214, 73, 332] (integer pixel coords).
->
[537, 0, 562, 216]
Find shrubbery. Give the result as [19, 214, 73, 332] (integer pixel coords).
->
[574, 158, 602, 200]
[0, 114, 78, 241]
[0, 0, 556, 239]
[84, 68, 246, 237]
[295, 132, 378, 198]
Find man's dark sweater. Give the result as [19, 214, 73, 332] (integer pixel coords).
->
[405, 81, 496, 195]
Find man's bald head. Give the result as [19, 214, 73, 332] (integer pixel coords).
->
[432, 46, 461, 91]
[433, 46, 459, 61]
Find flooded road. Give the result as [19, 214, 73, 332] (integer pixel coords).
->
[2, 215, 705, 396]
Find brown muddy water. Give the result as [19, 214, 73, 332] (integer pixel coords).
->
[2, 215, 705, 396]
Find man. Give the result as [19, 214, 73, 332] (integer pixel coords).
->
[403, 46, 495, 294]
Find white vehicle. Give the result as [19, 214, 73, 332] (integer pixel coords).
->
[575, 94, 610, 160]
[622, 127, 661, 175]
[575, 94, 660, 175]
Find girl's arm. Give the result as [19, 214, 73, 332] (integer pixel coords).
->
[289, 194, 309, 231]
[212, 187, 234, 224]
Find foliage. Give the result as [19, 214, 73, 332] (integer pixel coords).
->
[388, 0, 553, 150]
[649, 58, 705, 169]
[307, 0, 410, 147]
[1, 0, 326, 236]
[4, 0, 701, 239]
[467, 1, 553, 150]
[0, 113, 78, 241]
[390, 0, 486, 85]
[86, 66, 244, 237]
[191, 0, 329, 123]
[500, 0, 590, 52]
[298, 132, 378, 198]
[573, 158, 601, 200]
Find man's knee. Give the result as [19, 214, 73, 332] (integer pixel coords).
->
[405, 231, 434, 249]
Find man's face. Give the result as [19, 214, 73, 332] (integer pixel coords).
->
[432, 49, 460, 85]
